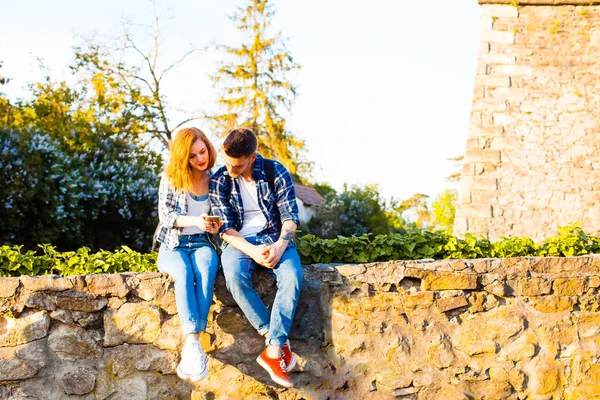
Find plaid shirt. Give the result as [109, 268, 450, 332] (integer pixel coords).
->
[156, 173, 218, 251]
[209, 153, 300, 246]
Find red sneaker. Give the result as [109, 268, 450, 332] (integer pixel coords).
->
[282, 340, 296, 372]
[256, 348, 294, 388]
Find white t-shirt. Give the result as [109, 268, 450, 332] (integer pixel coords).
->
[237, 177, 267, 237]
[182, 193, 211, 235]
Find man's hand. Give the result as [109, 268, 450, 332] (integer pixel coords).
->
[263, 240, 287, 269]
[250, 244, 271, 266]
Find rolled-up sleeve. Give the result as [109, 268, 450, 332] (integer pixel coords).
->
[158, 175, 181, 229]
[273, 161, 300, 227]
[209, 173, 236, 234]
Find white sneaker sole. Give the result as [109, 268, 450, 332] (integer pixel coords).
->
[177, 363, 208, 382]
[256, 356, 294, 388]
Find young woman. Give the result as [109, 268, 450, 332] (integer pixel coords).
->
[156, 127, 220, 382]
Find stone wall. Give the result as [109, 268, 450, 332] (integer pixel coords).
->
[454, 0, 600, 241]
[1, 257, 600, 399]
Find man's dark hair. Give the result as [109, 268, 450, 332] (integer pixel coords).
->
[223, 128, 258, 158]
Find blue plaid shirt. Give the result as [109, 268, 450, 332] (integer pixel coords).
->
[156, 173, 218, 251]
[209, 153, 300, 246]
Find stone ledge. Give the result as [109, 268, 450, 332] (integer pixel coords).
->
[1, 257, 600, 398]
[479, 0, 600, 4]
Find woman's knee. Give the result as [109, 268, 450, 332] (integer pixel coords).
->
[192, 247, 220, 275]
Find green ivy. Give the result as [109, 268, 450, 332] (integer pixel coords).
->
[0, 223, 598, 277]
[0, 244, 157, 277]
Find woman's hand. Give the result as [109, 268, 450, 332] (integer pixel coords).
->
[199, 214, 222, 234]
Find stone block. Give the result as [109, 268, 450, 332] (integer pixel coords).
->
[481, 30, 515, 44]
[515, 277, 552, 296]
[436, 294, 468, 312]
[20, 275, 73, 292]
[575, 313, 600, 338]
[489, 87, 527, 100]
[404, 291, 434, 309]
[472, 99, 508, 112]
[422, 273, 478, 291]
[505, 342, 536, 362]
[494, 65, 533, 76]
[48, 323, 102, 361]
[154, 315, 183, 351]
[0, 311, 50, 347]
[134, 276, 165, 301]
[0, 341, 47, 381]
[552, 277, 587, 296]
[453, 217, 469, 234]
[460, 176, 499, 191]
[482, 4, 519, 18]
[104, 344, 178, 378]
[456, 204, 493, 218]
[58, 367, 96, 395]
[479, 41, 490, 54]
[104, 302, 162, 346]
[0, 278, 20, 298]
[457, 189, 472, 204]
[56, 293, 107, 312]
[85, 274, 130, 298]
[480, 53, 516, 64]
[529, 296, 577, 312]
[493, 113, 516, 125]
[22, 291, 57, 311]
[475, 75, 511, 88]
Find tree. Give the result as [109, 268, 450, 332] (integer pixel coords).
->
[0, 33, 168, 251]
[389, 193, 432, 229]
[0, 126, 160, 251]
[0, 61, 9, 86]
[211, 0, 305, 176]
[431, 189, 458, 233]
[71, 7, 202, 148]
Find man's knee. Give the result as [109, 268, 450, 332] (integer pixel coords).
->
[222, 261, 252, 293]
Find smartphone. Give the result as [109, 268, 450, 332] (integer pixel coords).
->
[204, 215, 221, 223]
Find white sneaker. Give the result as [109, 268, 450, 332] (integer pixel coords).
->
[177, 341, 208, 382]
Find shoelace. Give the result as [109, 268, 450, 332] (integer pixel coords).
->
[184, 343, 206, 370]
[279, 357, 287, 371]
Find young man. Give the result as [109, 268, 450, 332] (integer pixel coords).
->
[209, 128, 302, 388]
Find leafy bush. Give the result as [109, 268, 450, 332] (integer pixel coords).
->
[0, 244, 157, 277]
[296, 223, 598, 264]
[307, 183, 392, 238]
[1, 223, 598, 277]
[0, 128, 160, 251]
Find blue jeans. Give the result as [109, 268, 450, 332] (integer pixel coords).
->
[157, 233, 219, 335]
[221, 236, 303, 347]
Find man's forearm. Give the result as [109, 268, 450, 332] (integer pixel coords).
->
[278, 220, 298, 244]
[222, 229, 256, 256]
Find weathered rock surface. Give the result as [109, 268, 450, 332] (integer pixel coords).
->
[103, 302, 162, 346]
[47, 323, 102, 361]
[1, 255, 600, 398]
[0, 311, 50, 347]
[455, 2, 600, 242]
[57, 367, 96, 395]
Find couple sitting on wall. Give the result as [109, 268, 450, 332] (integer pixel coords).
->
[155, 127, 302, 388]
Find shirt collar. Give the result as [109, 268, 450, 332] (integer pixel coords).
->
[252, 153, 264, 181]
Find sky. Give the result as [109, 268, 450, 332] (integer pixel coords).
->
[0, 0, 482, 203]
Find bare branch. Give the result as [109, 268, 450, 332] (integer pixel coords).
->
[159, 48, 199, 80]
